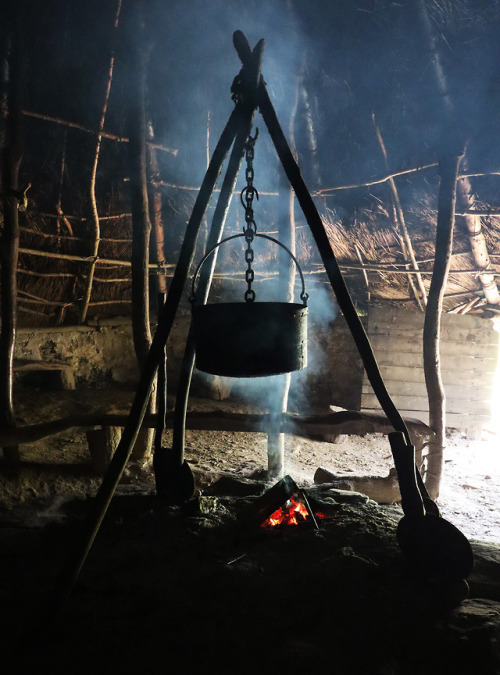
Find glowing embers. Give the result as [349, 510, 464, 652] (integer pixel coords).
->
[242, 474, 331, 530]
[261, 495, 311, 529]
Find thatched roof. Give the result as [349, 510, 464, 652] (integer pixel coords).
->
[2, 0, 500, 326]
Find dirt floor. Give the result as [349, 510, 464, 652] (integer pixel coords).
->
[1, 384, 498, 543]
[2, 385, 500, 674]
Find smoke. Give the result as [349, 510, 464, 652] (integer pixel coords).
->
[219, 273, 338, 415]
[147, 0, 302, 190]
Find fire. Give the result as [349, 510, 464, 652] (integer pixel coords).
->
[261, 496, 310, 528]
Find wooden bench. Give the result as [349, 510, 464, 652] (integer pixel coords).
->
[0, 409, 433, 476]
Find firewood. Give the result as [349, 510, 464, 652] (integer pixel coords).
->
[314, 466, 401, 505]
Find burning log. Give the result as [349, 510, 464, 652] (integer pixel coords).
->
[241, 475, 319, 529]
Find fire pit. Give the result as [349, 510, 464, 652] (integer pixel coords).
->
[241, 474, 336, 529]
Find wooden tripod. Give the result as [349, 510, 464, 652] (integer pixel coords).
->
[55, 29, 466, 611]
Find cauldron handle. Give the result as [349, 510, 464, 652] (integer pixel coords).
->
[190, 232, 309, 306]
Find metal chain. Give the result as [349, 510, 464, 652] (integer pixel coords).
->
[241, 129, 259, 302]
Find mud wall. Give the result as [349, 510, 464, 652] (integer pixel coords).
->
[14, 311, 365, 411]
[15, 313, 190, 387]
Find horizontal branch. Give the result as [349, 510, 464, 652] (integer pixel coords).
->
[17, 297, 134, 309]
[21, 226, 87, 243]
[19, 246, 174, 269]
[315, 163, 438, 194]
[36, 211, 132, 222]
[18, 291, 72, 307]
[22, 110, 178, 155]
[21, 225, 132, 244]
[338, 262, 498, 276]
[316, 167, 500, 196]
[455, 210, 500, 218]
[459, 171, 500, 180]
[18, 268, 75, 279]
[18, 305, 52, 317]
[17, 268, 129, 283]
[399, 288, 485, 303]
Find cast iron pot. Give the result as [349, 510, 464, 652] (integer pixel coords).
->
[190, 233, 308, 378]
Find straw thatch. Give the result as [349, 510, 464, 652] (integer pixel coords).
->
[2, 0, 500, 326]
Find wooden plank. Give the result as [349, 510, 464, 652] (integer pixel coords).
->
[368, 334, 499, 359]
[373, 350, 496, 372]
[360, 392, 491, 416]
[362, 379, 494, 401]
[442, 311, 494, 331]
[369, 305, 496, 332]
[369, 306, 423, 328]
[368, 324, 498, 346]
[441, 355, 496, 373]
[369, 364, 497, 386]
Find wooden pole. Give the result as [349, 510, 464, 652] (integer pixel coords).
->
[123, 6, 158, 461]
[354, 243, 370, 304]
[147, 123, 168, 297]
[55, 131, 73, 325]
[456, 174, 500, 306]
[0, 9, 24, 464]
[416, 0, 467, 499]
[423, 154, 463, 499]
[127, 50, 152, 361]
[372, 113, 427, 310]
[79, 0, 121, 324]
[55, 132, 73, 238]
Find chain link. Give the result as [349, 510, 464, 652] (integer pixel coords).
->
[241, 129, 259, 303]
